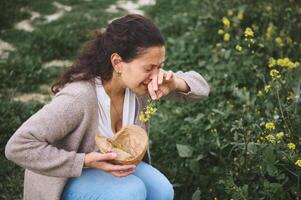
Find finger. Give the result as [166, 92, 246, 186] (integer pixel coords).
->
[156, 89, 165, 99]
[95, 152, 117, 161]
[148, 82, 157, 100]
[110, 169, 135, 178]
[158, 70, 165, 85]
[100, 162, 136, 172]
[151, 72, 158, 91]
[165, 71, 174, 81]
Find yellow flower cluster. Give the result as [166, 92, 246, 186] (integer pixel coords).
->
[237, 11, 244, 20]
[287, 142, 296, 150]
[218, 29, 224, 35]
[235, 45, 242, 51]
[227, 9, 234, 16]
[270, 69, 281, 79]
[265, 122, 275, 130]
[224, 33, 230, 41]
[295, 160, 301, 168]
[264, 85, 271, 93]
[244, 27, 254, 37]
[268, 57, 300, 69]
[275, 37, 284, 47]
[265, 134, 276, 144]
[139, 102, 157, 122]
[222, 17, 231, 28]
[276, 132, 284, 139]
[266, 23, 274, 40]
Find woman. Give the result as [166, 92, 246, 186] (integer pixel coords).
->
[5, 14, 210, 200]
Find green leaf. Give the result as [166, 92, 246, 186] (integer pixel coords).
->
[191, 187, 201, 200]
[263, 146, 276, 164]
[176, 144, 193, 158]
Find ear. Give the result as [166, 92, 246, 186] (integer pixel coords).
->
[111, 53, 123, 72]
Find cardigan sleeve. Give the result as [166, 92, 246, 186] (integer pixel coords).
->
[162, 70, 210, 103]
[5, 89, 86, 178]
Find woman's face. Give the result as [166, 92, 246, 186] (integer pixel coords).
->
[120, 46, 165, 95]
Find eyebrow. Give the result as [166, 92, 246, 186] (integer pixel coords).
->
[149, 61, 165, 67]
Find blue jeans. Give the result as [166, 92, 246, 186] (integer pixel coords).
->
[62, 161, 174, 200]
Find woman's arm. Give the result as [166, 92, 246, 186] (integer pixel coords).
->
[165, 70, 210, 102]
[5, 87, 86, 178]
[148, 70, 210, 103]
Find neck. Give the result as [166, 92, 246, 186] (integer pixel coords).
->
[102, 72, 125, 98]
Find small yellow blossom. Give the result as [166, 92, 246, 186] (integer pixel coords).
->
[266, 23, 274, 40]
[270, 69, 281, 79]
[257, 91, 263, 97]
[287, 91, 294, 101]
[235, 45, 242, 51]
[288, 142, 296, 150]
[237, 12, 244, 20]
[218, 29, 224, 35]
[216, 43, 222, 47]
[276, 132, 284, 140]
[139, 102, 157, 122]
[224, 33, 230, 41]
[227, 10, 234, 16]
[244, 27, 254, 37]
[286, 37, 293, 44]
[295, 159, 301, 167]
[275, 37, 284, 47]
[268, 57, 276, 68]
[265, 122, 275, 130]
[222, 17, 231, 28]
[265, 134, 276, 144]
[264, 85, 271, 93]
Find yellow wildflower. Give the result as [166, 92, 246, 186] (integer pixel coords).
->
[235, 45, 242, 51]
[276, 57, 299, 69]
[264, 85, 271, 93]
[218, 29, 224, 35]
[237, 12, 244, 20]
[288, 143, 296, 150]
[223, 33, 230, 41]
[286, 37, 293, 44]
[276, 132, 284, 140]
[139, 101, 157, 122]
[265, 134, 276, 144]
[257, 91, 263, 97]
[266, 23, 274, 40]
[275, 37, 284, 47]
[295, 159, 301, 167]
[268, 57, 276, 68]
[270, 69, 281, 79]
[227, 9, 234, 16]
[265, 122, 275, 130]
[222, 17, 231, 28]
[244, 27, 254, 37]
[216, 43, 222, 47]
[287, 91, 294, 101]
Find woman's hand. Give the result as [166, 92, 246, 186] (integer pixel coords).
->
[84, 152, 136, 177]
[148, 69, 190, 100]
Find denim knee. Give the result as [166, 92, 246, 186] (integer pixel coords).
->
[151, 180, 174, 200]
[106, 176, 147, 200]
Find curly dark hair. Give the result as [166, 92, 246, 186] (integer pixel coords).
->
[51, 14, 165, 94]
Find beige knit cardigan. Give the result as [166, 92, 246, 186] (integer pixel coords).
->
[5, 71, 209, 200]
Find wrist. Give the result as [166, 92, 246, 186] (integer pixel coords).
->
[174, 77, 190, 93]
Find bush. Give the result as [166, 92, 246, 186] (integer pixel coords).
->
[147, 0, 301, 199]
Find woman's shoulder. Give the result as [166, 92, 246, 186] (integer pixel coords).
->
[55, 80, 96, 102]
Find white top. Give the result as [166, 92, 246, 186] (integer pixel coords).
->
[95, 78, 136, 138]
